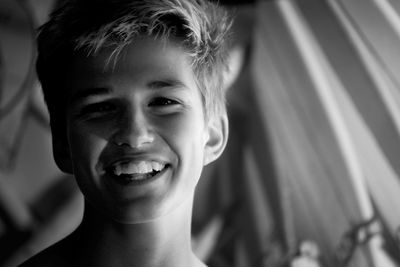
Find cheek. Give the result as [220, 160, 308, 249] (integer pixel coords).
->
[67, 126, 107, 171]
[159, 114, 207, 178]
[67, 129, 108, 196]
[156, 113, 206, 147]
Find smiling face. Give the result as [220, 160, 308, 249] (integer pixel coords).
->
[55, 37, 227, 223]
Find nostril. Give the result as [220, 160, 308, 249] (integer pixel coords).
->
[111, 108, 155, 148]
[114, 141, 131, 147]
[112, 127, 155, 148]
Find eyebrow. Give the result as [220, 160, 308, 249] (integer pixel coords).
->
[69, 87, 112, 105]
[147, 79, 188, 90]
[69, 79, 188, 105]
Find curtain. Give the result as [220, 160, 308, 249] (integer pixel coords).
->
[226, 0, 400, 266]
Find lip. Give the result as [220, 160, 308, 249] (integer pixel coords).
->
[102, 155, 170, 172]
[97, 153, 171, 186]
[105, 163, 170, 186]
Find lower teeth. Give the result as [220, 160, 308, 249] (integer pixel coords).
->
[118, 170, 159, 181]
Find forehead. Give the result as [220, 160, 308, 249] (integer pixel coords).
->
[65, 36, 198, 95]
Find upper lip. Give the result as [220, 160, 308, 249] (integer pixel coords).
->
[101, 154, 170, 172]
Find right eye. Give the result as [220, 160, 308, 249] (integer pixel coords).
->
[149, 97, 180, 107]
[78, 102, 117, 118]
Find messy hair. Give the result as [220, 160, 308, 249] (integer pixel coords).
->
[36, 0, 232, 134]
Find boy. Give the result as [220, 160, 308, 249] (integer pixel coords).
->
[20, 0, 231, 266]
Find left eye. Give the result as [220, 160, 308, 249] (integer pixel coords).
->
[80, 102, 116, 115]
[149, 97, 179, 106]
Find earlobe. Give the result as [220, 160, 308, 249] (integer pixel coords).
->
[53, 134, 73, 174]
[203, 114, 229, 166]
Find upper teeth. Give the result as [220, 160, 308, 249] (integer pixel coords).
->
[113, 161, 165, 176]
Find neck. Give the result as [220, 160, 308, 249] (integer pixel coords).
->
[67, 197, 205, 267]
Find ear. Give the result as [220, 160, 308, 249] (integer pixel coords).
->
[52, 132, 74, 174]
[203, 114, 229, 166]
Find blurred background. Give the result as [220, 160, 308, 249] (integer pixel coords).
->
[1, 0, 400, 266]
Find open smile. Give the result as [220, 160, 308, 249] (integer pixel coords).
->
[104, 160, 171, 186]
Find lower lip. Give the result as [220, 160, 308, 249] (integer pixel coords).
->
[107, 165, 170, 186]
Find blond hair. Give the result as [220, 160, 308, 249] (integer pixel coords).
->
[37, 0, 232, 133]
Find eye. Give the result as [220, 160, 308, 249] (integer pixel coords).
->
[79, 101, 117, 117]
[149, 97, 179, 107]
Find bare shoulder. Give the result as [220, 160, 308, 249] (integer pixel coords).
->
[18, 238, 73, 267]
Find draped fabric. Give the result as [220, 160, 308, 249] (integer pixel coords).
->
[196, 0, 400, 266]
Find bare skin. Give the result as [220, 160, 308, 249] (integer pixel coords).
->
[20, 196, 206, 267]
[21, 37, 227, 267]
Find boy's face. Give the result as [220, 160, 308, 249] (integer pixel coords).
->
[55, 37, 227, 223]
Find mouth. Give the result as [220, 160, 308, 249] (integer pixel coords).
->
[104, 160, 170, 185]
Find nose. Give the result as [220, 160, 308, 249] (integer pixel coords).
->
[112, 106, 154, 148]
